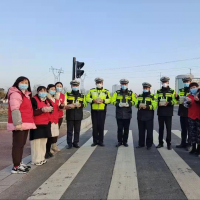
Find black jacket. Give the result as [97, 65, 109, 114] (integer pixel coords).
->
[176, 87, 190, 117]
[136, 92, 155, 121]
[66, 90, 85, 121]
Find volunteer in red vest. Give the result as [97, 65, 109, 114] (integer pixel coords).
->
[45, 84, 63, 159]
[30, 86, 53, 166]
[6, 76, 36, 174]
[50, 82, 66, 153]
[184, 82, 200, 155]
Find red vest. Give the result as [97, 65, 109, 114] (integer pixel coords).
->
[33, 96, 51, 125]
[58, 93, 65, 118]
[49, 99, 59, 124]
[8, 91, 34, 124]
[187, 94, 200, 120]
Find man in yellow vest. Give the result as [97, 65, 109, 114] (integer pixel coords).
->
[86, 77, 111, 147]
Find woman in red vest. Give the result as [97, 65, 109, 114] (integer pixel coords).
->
[184, 82, 200, 155]
[50, 82, 66, 153]
[30, 86, 53, 165]
[45, 84, 63, 159]
[6, 76, 36, 174]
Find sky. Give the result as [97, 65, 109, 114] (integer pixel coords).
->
[1, 0, 200, 94]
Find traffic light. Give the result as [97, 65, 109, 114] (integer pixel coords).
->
[76, 61, 85, 78]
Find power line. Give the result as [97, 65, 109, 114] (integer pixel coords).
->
[49, 67, 64, 83]
[85, 57, 200, 72]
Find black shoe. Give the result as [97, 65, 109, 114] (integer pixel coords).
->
[67, 145, 73, 149]
[91, 143, 97, 147]
[123, 143, 129, 147]
[45, 152, 54, 159]
[136, 145, 144, 148]
[167, 145, 172, 150]
[116, 143, 122, 147]
[73, 143, 80, 148]
[189, 144, 197, 154]
[176, 144, 186, 148]
[156, 144, 163, 148]
[98, 143, 105, 147]
[147, 146, 151, 150]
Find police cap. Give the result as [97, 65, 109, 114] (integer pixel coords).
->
[160, 76, 170, 82]
[182, 76, 192, 82]
[95, 77, 104, 83]
[142, 82, 152, 88]
[70, 80, 80, 86]
[120, 79, 129, 84]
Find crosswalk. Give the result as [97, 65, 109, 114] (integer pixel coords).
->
[1, 128, 200, 200]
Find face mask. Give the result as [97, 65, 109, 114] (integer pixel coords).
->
[143, 89, 149, 93]
[96, 84, 103, 89]
[49, 90, 56, 95]
[190, 88, 197, 94]
[56, 87, 62, 92]
[184, 83, 190, 87]
[19, 84, 28, 90]
[121, 85, 127, 90]
[162, 83, 169, 88]
[38, 92, 47, 98]
[72, 87, 78, 91]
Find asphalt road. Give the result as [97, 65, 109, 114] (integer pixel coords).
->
[1, 105, 200, 200]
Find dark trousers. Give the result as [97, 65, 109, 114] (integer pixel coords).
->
[58, 118, 63, 129]
[67, 120, 81, 145]
[91, 111, 106, 144]
[180, 116, 188, 145]
[12, 130, 28, 167]
[138, 119, 153, 147]
[188, 118, 200, 145]
[46, 137, 58, 153]
[158, 116, 172, 145]
[117, 119, 131, 144]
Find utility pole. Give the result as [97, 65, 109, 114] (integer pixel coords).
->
[49, 67, 64, 83]
[189, 68, 192, 75]
[80, 73, 86, 94]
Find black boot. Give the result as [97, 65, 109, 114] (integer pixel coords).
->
[196, 144, 200, 156]
[156, 144, 163, 148]
[176, 144, 186, 148]
[167, 145, 172, 150]
[136, 145, 144, 148]
[189, 143, 197, 154]
[73, 143, 80, 148]
[116, 142, 122, 147]
[91, 143, 97, 147]
[67, 144, 73, 149]
[123, 143, 129, 147]
[98, 143, 105, 147]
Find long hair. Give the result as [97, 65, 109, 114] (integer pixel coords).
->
[5, 76, 32, 99]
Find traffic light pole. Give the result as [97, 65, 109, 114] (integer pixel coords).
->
[72, 57, 76, 80]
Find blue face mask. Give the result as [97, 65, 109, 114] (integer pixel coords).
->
[72, 87, 78, 91]
[56, 87, 62, 92]
[184, 83, 190, 87]
[143, 90, 149, 93]
[49, 90, 56, 95]
[19, 84, 28, 90]
[38, 92, 47, 98]
[190, 88, 197, 94]
[121, 85, 127, 90]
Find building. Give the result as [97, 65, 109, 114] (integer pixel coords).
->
[175, 74, 200, 93]
[112, 84, 120, 95]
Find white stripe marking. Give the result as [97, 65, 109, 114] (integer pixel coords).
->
[172, 130, 182, 139]
[153, 130, 200, 199]
[107, 130, 140, 200]
[27, 130, 108, 200]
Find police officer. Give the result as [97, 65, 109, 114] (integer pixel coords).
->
[175, 76, 192, 150]
[65, 80, 87, 149]
[86, 77, 111, 147]
[135, 82, 157, 150]
[112, 79, 136, 147]
[155, 77, 177, 150]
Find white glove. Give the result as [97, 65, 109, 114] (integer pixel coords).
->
[119, 102, 123, 107]
[125, 102, 129, 107]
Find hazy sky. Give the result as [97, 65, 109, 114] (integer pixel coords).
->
[1, 0, 200, 94]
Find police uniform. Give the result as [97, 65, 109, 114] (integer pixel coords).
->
[65, 80, 87, 148]
[111, 79, 136, 147]
[135, 82, 157, 149]
[86, 78, 111, 146]
[155, 77, 177, 149]
[176, 76, 192, 149]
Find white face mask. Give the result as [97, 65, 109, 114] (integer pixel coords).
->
[162, 83, 169, 88]
[96, 84, 103, 88]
